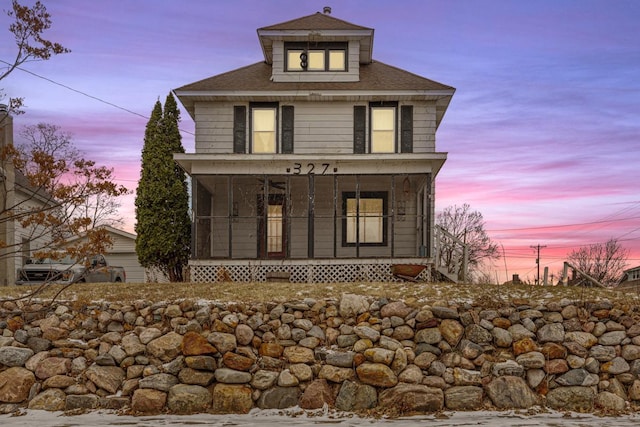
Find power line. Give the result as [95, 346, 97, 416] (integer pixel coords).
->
[1, 59, 196, 136]
[488, 214, 640, 232]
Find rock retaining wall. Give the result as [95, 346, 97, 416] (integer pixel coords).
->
[1, 294, 640, 415]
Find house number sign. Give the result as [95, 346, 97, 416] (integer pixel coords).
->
[287, 163, 337, 175]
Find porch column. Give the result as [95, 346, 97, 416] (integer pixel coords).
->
[228, 176, 233, 259]
[390, 174, 395, 258]
[308, 175, 315, 258]
[333, 175, 338, 258]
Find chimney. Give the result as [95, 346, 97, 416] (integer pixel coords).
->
[512, 274, 520, 283]
[323, 6, 331, 15]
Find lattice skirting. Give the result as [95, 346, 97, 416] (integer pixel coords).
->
[188, 262, 432, 283]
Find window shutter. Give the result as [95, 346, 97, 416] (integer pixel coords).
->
[353, 106, 366, 153]
[281, 106, 294, 154]
[233, 106, 246, 153]
[401, 105, 413, 153]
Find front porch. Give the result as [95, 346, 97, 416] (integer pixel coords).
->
[176, 154, 445, 283]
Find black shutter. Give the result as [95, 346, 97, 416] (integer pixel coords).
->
[281, 106, 294, 154]
[233, 106, 246, 153]
[353, 106, 366, 153]
[401, 105, 413, 153]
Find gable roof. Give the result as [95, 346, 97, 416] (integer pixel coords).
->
[258, 11, 372, 31]
[256, 11, 375, 64]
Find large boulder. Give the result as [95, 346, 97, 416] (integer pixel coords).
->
[0, 367, 36, 403]
[379, 384, 444, 414]
[485, 376, 539, 409]
[546, 386, 595, 411]
[299, 379, 335, 409]
[211, 384, 252, 414]
[131, 389, 167, 414]
[168, 384, 212, 414]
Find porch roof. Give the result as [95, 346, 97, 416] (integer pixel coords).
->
[174, 153, 447, 176]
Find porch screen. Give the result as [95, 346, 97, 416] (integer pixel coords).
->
[345, 195, 385, 245]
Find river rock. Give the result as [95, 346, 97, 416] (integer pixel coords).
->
[379, 384, 443, 414]
[168, 384, 212, 414]
[356, 362, 398, 387]
[0, 367, 35, 403]
[546, 386, 595, 411]
[299, 379, 334, 409]
[0, 347, 34, 367]
[131, 388, 166, 413]
[485, 376, 539, 408]
[27, 388, 66, 411]
[445, 386, 483, 410]
[335, 380, 377, 411]
[256, 386, 300, 409]
[147, 332, 183, 362]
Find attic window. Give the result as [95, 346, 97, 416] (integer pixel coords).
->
[285, 42, 347, 72]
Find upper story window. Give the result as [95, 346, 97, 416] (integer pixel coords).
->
[285, 42, 347, 72]
[252, 106, 277, 153]
[371, 106, 396, 153]
[353, 102, 413, 154]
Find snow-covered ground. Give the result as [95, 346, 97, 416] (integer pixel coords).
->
[1, 409, 639, 427]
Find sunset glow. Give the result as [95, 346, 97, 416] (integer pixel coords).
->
[1, 0, 638, 283]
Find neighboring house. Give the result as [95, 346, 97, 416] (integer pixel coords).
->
[0, 109, 16, 286]
[1, 112, 52, 285]
[617, 266, 640, 289]
[64, 225, 146, 283]
[173, 8, 455, 283]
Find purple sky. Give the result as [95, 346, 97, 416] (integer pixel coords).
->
[2, 0, 639, 282]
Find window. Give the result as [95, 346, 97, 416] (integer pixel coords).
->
[354, 102, 407, 154]
[342, 192, 388, 246]
[371, 106, 396, 153]
[285, 43, 347, 72]
[251, 104, 277, 153]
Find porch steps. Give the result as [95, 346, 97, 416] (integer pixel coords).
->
[436, 267, 460, 284]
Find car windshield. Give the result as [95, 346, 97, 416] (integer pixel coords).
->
[32, 255, 76, 265]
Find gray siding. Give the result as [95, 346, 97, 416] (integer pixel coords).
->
[193, 100, 439, 155]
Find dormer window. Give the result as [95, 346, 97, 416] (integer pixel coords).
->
[285, 42, 347, 72]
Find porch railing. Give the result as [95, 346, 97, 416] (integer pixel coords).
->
[433, 225, 468, 283]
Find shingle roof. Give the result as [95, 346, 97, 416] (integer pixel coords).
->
[175, 61, 454, 93]
[258, 11, 372, 31]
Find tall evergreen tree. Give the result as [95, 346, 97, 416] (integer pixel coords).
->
[135, 93, 191, 281]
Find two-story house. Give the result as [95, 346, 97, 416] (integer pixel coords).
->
[174, 8, 455, 283]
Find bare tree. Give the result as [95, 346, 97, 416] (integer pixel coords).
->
[436, 203, 500, 281]
[567, 238, 628, 286]
[1, 123, 130, 277]
[19, 123, 129, 231]
[1, 0, 70, 114]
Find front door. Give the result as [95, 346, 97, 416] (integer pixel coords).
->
[258, 194, 286, 258]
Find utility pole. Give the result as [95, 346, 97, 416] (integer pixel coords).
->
[530, 244, 547, 285]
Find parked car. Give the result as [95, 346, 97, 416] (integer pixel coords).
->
[16, 254, 126, 285]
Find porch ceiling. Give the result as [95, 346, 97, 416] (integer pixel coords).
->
[174, 153, 447, 176]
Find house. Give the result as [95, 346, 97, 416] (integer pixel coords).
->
[1, 112, 52, 285]
[173, 8, 455, 283]
[617, 266, 640, 289]
[0, 109, 16, 285]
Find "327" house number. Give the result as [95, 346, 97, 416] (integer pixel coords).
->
[288, 163, 337, 175]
